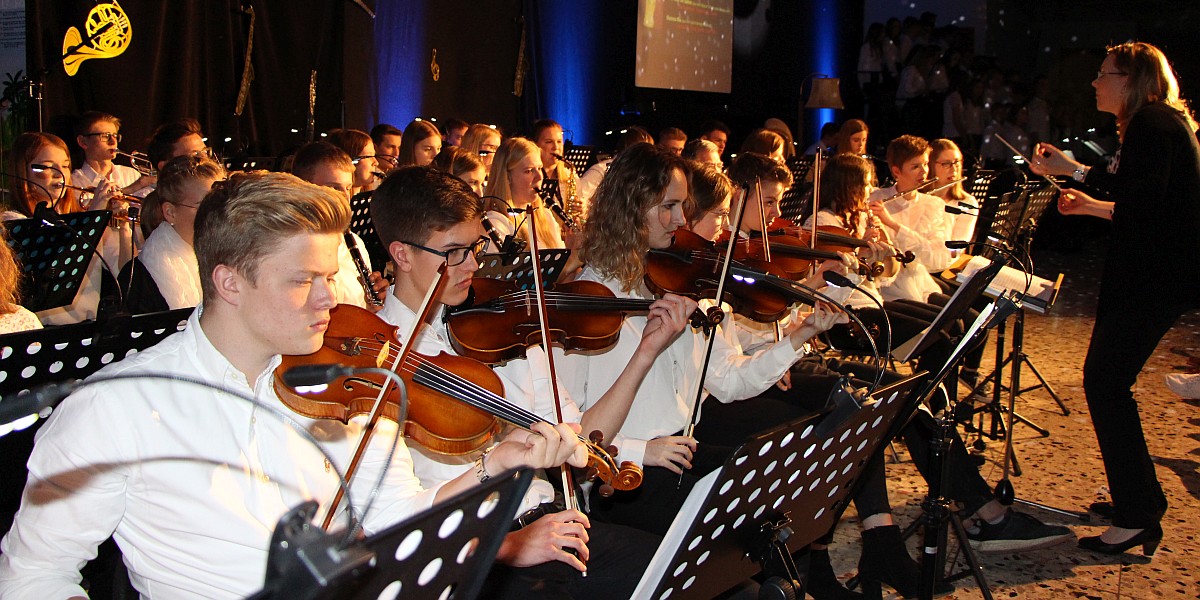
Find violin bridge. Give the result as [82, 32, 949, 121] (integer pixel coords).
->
[375, 341, 391, 368]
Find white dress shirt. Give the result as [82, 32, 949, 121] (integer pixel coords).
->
[139, 222, 202, 309]
[375, 289, 579, 513]
[558, 268, 806, 466]
[0, 308, 442, 599]
[334, 232, 375, 309]
[869, 186, 951, 302]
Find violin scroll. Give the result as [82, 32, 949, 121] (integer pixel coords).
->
[583, 429, 643, 497]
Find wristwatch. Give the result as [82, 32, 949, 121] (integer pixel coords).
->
[1072, 165, 1089, 182]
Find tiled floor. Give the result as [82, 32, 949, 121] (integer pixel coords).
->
[825, 241, 1200, 599]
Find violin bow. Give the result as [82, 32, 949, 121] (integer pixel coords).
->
[522, 202, 588, 576]
[320, 264, 449, 530]
[677, 183, 750, 485]
[753, 177, 786, 346]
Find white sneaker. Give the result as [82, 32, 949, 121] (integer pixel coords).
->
[1165, 373, 1200, 399]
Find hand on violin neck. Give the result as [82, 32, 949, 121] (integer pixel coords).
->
[493, 421, 587, 473]
[498, 509, 591, 571]
[639, 294, 699, 355]
[789, 301, 849, 350]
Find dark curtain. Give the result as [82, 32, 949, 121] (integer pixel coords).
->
[27, 0, 344, 161]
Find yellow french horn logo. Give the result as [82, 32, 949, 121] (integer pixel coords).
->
[62, 1, 133, 76]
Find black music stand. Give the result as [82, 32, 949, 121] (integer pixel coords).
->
[476, 250, 570, 289]
[778, 155, 815, 223]
[3, 211, 110, 312]
[347, 190, 389, 272]
[563, 145, 597, 177]
[633, 374, 925, 599]
[892, 257, 1005, 363]
[249, 469, 533, 600]
[0, 308, 192, 539]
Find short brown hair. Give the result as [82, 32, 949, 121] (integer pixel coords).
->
[193, 172, 349, 303]
[291, 141, 353, 182]
[370, 166, 482, 249]
[147, 118, 204, 166]
[726, 152, 793, 188]
[885, 134, 929, 170]
[686, 162, 732, 225]
[75, 111, 120, 137]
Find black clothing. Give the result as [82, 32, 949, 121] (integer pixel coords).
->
[1080, 102, 1200, 528]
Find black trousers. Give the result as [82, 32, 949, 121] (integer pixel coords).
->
[1083, 293, 1195, 528]
[479, 520, 661, 599]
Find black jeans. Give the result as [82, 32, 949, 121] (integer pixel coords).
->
[1082, 293, 1194, 528]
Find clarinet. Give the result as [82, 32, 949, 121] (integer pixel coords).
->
[344, 232, 383, 306]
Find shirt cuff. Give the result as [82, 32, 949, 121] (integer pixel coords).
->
[612, 434, 647, 467]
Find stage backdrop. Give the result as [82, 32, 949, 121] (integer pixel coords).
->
[26, 0, 345, 161]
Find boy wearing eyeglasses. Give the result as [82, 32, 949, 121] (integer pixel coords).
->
[73, 111, 155, 199]
[370, 166, 692, 598]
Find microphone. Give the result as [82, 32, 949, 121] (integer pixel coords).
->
[944, 203, 979, 216]
[822, 270, 856, 289]
[281, 364, 355, 388]
[0, 380, 81, 426]
[820, 270, 892, 386]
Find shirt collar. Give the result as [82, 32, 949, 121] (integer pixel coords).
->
[189, 305, 283, 393]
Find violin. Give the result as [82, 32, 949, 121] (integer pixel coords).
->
[274, 304, 643, 493]
[767, 218, 909, 279]
[645, 229, 819, 323]
[718, 228, 842, 280]
[444, 277, 656, 364]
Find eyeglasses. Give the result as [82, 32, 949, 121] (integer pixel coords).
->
[1095, 71, 1128, 80]
[190, 147, 216, 160]
[402, 236, 489, 266]
[83, 132, 122, 143]
[935, 159, 963, 168]
[353, 155, 395, 167]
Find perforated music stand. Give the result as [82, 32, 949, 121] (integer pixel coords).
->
[965, 169, 997, 204]
[969, 187, 1027, 257]
[249, 469, 533, 600]
[633, 374, 925, 599]
[563, 145, 596, 177]
[347, 190, 389, 271]
[778, 155, 815, 223]
[0, 308, 192, 531]
[893, 257, 1004, 363]
[3, 211, 111, 312]
[476, 250, 570, 289]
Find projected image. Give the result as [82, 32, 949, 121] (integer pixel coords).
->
[636, 0, 733, 93]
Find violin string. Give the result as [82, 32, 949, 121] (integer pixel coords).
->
[344, 339, 597, 446]
[348, 340, 548, 429]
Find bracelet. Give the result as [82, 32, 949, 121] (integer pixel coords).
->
[475, 445, 496, 482]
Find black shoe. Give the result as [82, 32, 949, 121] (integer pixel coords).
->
[1089, 501, 1114, 519]
[1078, 523, 1163, 556]
[857, 525, 953, 599]
[804, 548, 864, 600]
[966, 510, 1075, 554]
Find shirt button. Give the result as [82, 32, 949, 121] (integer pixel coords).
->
[261, 474, 270, 483]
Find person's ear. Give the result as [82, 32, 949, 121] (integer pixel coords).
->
[390, 241, 413, 273]
[211, 264, 243, 306]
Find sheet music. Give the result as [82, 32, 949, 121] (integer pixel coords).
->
[953, 255, 1061, 313]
